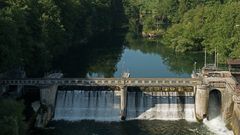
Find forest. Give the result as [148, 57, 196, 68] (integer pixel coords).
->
[0, 1, 239, 134]
[124, 0, 240, 62]
[0, 0, 240, 75]
[0, 0, 127, 76]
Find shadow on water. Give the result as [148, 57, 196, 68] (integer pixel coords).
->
[52, 32, 126, 77]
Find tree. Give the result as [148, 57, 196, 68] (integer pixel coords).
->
[0, 99, 26, 135]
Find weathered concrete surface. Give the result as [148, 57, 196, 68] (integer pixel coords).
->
[195, 85, 209, 120]
[39, 84, 58, 127]
[232, 96, 240, 135]
[35, 105, 53, 128]
[221, 90, 234, 128]
[32, 101, 40, 112]
[16, 85, 23, 97]
[120, 86, 127, 120]
[0, 85, 6, 96]
[40, 85, 58, 108]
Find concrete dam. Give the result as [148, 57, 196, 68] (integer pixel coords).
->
[53, 87, 195, 121]
[1, 70, 240, 134]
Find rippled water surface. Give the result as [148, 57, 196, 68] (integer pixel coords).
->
[33, 120, 215, 135]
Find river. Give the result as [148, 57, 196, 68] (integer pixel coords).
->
[31, 34, 225, 135]
[53, 34, 204, 78]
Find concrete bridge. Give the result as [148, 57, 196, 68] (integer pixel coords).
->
[0, 71, 240, 134]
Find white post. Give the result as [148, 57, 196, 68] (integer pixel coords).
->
[120, 86, 127, 120]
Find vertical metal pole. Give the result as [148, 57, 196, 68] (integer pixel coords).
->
[204, 48, 207, 67]
[216, 48, 218, 68]
[194, 61, 197, 73]
[214, 47, 217, 68]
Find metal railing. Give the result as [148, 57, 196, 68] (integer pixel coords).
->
[0, 78, 200, 86]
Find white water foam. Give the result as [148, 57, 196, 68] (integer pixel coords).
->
[54, 90, 196, 122]
[203, 117, 233, 135]
[204, 90, 234, 135]
[126, 92, 196, 121]
[135, 104, 196, 122]
[54, 90, 121, 121]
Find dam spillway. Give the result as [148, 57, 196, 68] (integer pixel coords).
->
[53, 88, 195, 121]
[127, 91, 195, 121]
[54, 90, 121, 121]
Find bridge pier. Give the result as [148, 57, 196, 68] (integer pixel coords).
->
[120, 86, 127, 120]
[195, 85, 209, 121]
[0, 85, 7, 96]
[16, 85, 23, 97]
[40, 84, 58, 110]
[36, 84, 58, 127]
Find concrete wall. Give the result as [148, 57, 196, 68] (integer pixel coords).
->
[120, 86, 127, 120]
[195, 85, 209, 120]
[36, 85, 58, 127]
[221, 89, 234, 128]
[40, 85, 58, 109]
[0, 85, 7, 96]
[232, 103, 240, 135]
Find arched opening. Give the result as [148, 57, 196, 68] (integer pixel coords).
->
[208, 89, 221, 120]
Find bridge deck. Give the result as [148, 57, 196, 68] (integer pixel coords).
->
[0, 78, 201, 86]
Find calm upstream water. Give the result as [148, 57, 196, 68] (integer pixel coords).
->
[81, 37, 205, 78]
[33, 36, 229, 135]
[113, 48, 190, 77]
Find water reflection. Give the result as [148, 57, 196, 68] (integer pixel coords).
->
[53, 33, 125, 77]
[54, 33, 205, 78]
[123, 35, 204, 76]
[114, 35, 204, 77]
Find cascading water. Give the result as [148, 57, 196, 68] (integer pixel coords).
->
[54, 90, 196, 121]
[54, 90, 120, 121]
[203, 90, 233, 135]
[126, 91, 196, 121]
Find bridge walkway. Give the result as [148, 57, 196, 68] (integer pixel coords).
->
[0, 78, 201, 87]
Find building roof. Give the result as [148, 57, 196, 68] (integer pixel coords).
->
[227, 59, 240, 65]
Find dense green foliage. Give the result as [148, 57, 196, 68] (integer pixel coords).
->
[124, 0, 240, 61]
[0, 0, 126, 76]
[1, 0, 240, 75]
[0, 99, 26, 135]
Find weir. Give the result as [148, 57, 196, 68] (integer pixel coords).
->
[54, 90, 121, 121]
[0, 70, 240, 134]
[52, 86, 196, 121]
[126, 91, 195, 121]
